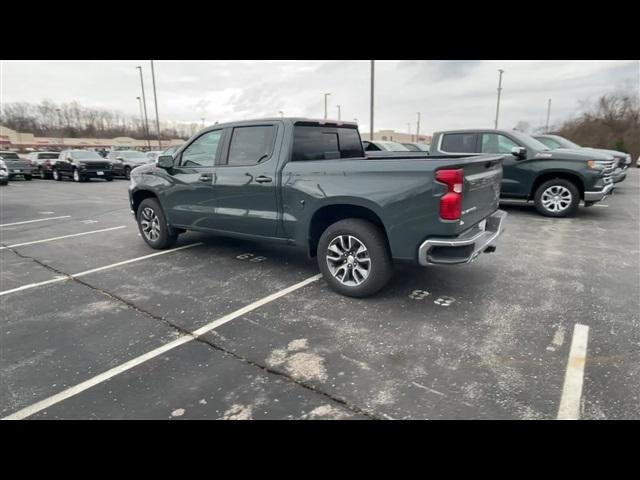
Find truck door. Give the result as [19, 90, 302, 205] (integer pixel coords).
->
[209, 123, 281, 237]
[162, 129, 224, 229]
[480, 133, 526, 196]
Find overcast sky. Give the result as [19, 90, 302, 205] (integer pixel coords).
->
[1, 60, 638, 135]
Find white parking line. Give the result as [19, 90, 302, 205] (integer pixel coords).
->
[2, 273, 323, 420]
[0, 242, 203, 297]
[0, 226, 126, 250]
[557, 323, 590, 420]
[592, 204, 609, 208]
[0, 216, 71, 227]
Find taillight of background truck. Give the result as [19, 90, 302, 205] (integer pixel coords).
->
[435, 168, 463, 220]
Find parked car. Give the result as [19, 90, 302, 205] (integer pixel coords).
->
[533, 134, 631, 184]
[0, 159, 9, 185]
[362, 140, 411, 152]
[52, 150, 114, 182]
[0, 151, 36, 180]
[129, 118, 506, 297]
[430, 129, 616, 217]
[145, 150, 165, 163]
[106, 150, 153, 179]
[27, 151, 60, 179]
[401, 142, 431, 153]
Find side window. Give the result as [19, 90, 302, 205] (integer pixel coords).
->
[441, 133, 478, 153]
[226, 125, 276, 166]
[365, 142, 381, 151]
[181, 130, 222, 167]
[338, 128, 364, 158]
[481, 134, 519, 154]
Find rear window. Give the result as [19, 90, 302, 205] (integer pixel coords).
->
[38, 153, 59, 159]
[441, 133, 478, 153]
[0, 152, 20, 160]
[292, 126, 364, 161]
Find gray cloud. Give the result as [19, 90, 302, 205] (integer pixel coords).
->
[1, 60, 638, 136]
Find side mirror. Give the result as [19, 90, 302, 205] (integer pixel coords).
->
[157, 155, 174, 169]
[511, 146, 527, 159]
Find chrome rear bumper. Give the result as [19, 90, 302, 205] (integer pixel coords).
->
[418, 210, 507, 266]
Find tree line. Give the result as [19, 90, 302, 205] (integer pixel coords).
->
[0, 100, 203, 140]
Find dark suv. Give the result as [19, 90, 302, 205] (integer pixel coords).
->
[53, 150, 114, 182]
[106, 150, 152, 179]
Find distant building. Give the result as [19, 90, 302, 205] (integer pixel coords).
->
[360, 129, 431, 144]
[0, 126, 183, 151]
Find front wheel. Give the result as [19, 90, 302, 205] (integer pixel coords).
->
[317, 218, 393, 298]
[124, 166, 131, 179]
[72, 169, 83, 183]
[534, 179, 580, 217]
[136, 198, 178, 249]
[25, 175, 32, 181]
[52, 169, 61, 181]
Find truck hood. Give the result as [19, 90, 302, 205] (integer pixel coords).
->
[535, 148, 614, 162]
[581, 147, 628, 160]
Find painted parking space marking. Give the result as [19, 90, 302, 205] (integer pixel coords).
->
[2, 273, 322, 420]
[557, 323, 589, 420]
[0, 242, 203, 297]
[0, 226, 126, 250]
[0, 215, 71, 228]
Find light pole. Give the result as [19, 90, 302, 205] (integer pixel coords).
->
[494, 69, 504, 129]
[336, 105, 341, 121]
[416, 112, 421, 142]
[56, 108, 63, 148]
[136, 97, 145, 137]
[136, 65, 151, 149]
[279, 110, 284, 117]
[354, 118, 358, 123]
[407, 122, 411, 142]
[150, 60, 162, 149]
[545, 98, 552, 133]
[370, 60, 375, 141]
[201, 118, 205, 129]
[324, 93, 331, 119]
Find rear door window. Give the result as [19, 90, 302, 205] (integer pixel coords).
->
[292, 126, 364, 161]
[441, 133, 479, 153]
[225, 125, 277, 166]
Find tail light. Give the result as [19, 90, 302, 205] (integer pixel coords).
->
[435, 168, 463, 220]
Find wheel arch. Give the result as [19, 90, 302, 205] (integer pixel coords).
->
[530, 171, 585, 200]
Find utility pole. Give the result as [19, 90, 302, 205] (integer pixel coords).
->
[545, 98, 552, 133]
[150, 60, 162, 149]
[136, 65, 151, 149]
[370, 60, 375, 141]
[494, 69, 504, 129]
[324, 93, 331, 119]
[336, 105, 341, 121]
[416, 112, 421, 142]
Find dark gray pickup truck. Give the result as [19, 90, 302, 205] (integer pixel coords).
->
[129, 118, 506, 297]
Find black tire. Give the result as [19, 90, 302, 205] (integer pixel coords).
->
[317, 218, 393, 298]
[533, 178, 580, 217]
[52, 169, 62, 181]
[125, 166, 131, 179]
[72, 168, 83, 182]
[136, 198, 178, 249]
[25, 175, 32, 181]
[106, 176, 113, 182]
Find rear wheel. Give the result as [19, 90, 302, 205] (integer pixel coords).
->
[317, 218, 393, 298]
[136, 198, 178, 249]
[534, 179, 580, 217]
[125, 166, 131, 179]
[25, 175, 32, 181]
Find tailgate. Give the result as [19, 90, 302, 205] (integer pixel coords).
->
[437, 155, 503, 232]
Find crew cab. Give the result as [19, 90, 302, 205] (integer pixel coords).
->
[27, 151, 61, 179]
[129, 118, 506, 297]
[107, 150, 153, 179]
[0, 151, 36, 180]
[53, 150, 114, 182]
[430, 129, 616, 217]
[533, 134, 631, 184]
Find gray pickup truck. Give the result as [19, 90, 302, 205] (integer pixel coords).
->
[129, 118, 506, 297]
[0, 151, 36, 180]
[430, 129, 616, 217]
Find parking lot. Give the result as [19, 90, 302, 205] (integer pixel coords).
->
[1, 170, 638, 420]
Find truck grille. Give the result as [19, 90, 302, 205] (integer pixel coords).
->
[84, 162, 110, 171]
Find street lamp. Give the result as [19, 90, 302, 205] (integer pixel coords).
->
[150, 60, 162, 149]
[494, 69, 504, 129]
[56, 108, 63, 148]
[545, 98, 552, 133]
[370, 60, 375, 141]
[336, 105, 341, 121]
[201, 118, 205, 129]
[407, 122, 411, 142]
[324, 93, 331, 119]
[416, 112, 421, 142]
[136, 97, 145, 136]
[136, 65, 151, 149]
[354, 118, 358, 123]
[279, 110, 284, 117]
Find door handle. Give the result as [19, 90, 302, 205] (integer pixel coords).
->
[199, 174, 212, 182]
[255, 176, 273, 183]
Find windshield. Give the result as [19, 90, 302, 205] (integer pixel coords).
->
[119, 151, 148, 159]
[508, 131, 551, 151]
[378, 141, 410, 151]
[71, 151, 102, 160]
[0, 152, 20, 160]
[550, 135, 582, 149]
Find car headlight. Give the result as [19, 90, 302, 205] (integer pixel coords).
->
[78, 162, 87, 169]
[587, 160, 611, 170]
